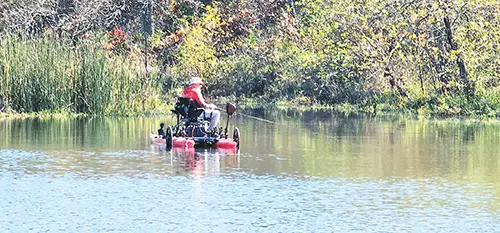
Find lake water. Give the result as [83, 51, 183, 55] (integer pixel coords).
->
[1, 110, 499, 232]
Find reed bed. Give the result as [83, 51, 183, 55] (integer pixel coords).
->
[0, 36, 167, 115]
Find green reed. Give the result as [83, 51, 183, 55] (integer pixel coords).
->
[0, 35, 166, 115]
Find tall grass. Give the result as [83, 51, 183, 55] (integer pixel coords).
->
[0, 35, 167, 115]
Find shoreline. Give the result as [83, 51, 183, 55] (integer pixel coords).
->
[1, 98, 499, 123]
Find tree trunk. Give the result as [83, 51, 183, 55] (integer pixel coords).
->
[288, 0, 298, 23]
[444, 16, 471, 95]
[142, 0, 153, 96]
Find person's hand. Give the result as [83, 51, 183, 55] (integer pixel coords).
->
[207, 103, 217, 110]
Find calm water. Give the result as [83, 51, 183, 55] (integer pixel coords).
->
[1, 110, 499, 232]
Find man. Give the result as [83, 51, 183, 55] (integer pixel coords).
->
[181, 77, 220, 131]
[158, 122, 165, 138]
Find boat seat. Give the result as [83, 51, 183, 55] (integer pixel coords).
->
[172, 97, 205, 120]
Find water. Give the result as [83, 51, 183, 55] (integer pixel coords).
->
[1, 111, 499, 232]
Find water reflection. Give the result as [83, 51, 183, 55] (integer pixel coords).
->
[1, 114, 499, 179]
[0, 148, 240, 179]
[1, 114, 499, 181]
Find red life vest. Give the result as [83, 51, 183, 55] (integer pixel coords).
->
[181, 85, 206, 108]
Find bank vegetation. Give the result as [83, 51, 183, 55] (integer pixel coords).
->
[0, 0, 499, 117]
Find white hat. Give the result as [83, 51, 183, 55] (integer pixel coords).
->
[189, 77, 203, 85]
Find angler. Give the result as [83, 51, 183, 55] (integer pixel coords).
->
[151, 77, 239, 150]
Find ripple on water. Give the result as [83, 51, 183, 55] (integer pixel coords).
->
[1, 149, 500, 232]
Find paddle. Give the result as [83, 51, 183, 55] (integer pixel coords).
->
[222, 103, 236, 138]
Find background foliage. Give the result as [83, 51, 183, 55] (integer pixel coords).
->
[0, 0, 499, 117]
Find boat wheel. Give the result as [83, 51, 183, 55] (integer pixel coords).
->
[233, 127, 240, 149]
[166, 126, 173, 148]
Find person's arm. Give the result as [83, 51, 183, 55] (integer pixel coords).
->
[194, 88, 208, 108]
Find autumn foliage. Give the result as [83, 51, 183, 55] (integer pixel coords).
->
[1, 0, 500, 117]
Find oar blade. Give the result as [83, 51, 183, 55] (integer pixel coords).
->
[226, 103, 236, 116]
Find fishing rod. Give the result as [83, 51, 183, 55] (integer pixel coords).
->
[216, 106, 275, 124]
[202, 86, 274, 124]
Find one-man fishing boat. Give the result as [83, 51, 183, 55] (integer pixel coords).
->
[150, 97, 240, 150]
